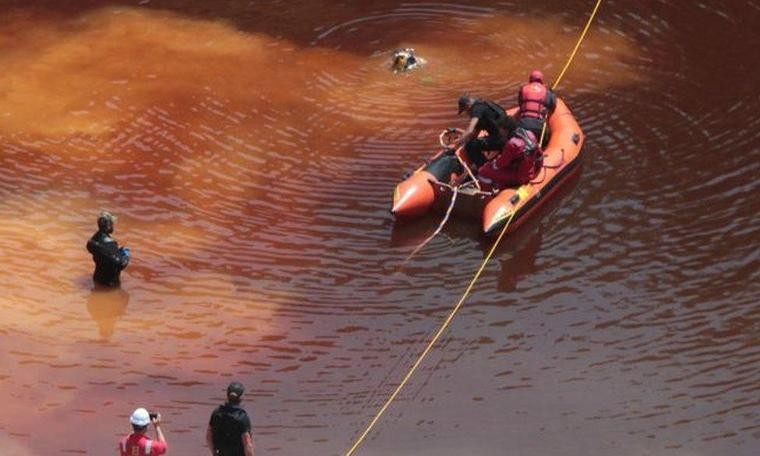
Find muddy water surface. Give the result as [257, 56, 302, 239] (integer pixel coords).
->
[0, 1, 758, 455]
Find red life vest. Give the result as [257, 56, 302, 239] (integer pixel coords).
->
[518, 82, 549, 120]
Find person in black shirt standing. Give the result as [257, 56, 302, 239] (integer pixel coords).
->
[207, 381, 255, 456]
[454, 94, 508, 167]
[86, 211, 130, 287]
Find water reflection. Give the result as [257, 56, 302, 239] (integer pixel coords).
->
[391, 169, 580, 291]
[86, 285, 130, 340]
[496, 225, 542, 292]
[487, 170, 581, 291]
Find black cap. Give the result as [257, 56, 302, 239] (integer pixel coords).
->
[227, 381, 245, 399]
[457, 95, 471, 114]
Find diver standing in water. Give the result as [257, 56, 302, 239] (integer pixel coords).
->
[87, 211, 130, 287]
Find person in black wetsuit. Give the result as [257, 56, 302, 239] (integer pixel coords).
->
[453, 94, 509, 168]
[87, 211, 130, 287]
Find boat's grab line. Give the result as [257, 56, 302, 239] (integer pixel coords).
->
[345, 1, 604, 454]
[402, 186, 459, 264]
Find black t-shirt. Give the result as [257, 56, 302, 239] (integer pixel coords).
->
[209, 403, 252, 456]
[470, 100, 506, 138]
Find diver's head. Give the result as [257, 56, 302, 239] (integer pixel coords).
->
[392, 48, 417, 72]
[97, 211, 116, 234]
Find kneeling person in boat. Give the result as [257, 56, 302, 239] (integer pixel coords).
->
[454, 94, 508, 168]
[478, 117, 543, 191]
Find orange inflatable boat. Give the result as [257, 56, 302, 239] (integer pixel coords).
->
[391, 98, 584, 235]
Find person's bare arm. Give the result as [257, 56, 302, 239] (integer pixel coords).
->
[153, 415, 167, 445]
[456, 117, 480, 147]
[155, 424, 166, 444]
[242, 431, 255, 456]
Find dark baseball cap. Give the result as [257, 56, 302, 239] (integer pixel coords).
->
[457, 95, 471, 114]
[227, 381, 245, 399]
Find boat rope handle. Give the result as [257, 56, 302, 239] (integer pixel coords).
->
[439, 127, 464, 148]
[345, 1, 603, 454]
[529, 165, 548, 185]
[454, 149, 481, 191]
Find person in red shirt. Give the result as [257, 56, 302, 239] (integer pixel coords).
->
[119, 408, 168, 456]
[477, 116, 543, 191]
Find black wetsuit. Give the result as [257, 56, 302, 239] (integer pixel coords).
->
[465, 100, 507, 166]
[87, 231, 129, 287]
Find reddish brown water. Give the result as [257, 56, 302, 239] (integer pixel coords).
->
[1, 1, 758, 455]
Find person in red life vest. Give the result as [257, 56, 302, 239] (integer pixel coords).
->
[119, 408, 168, 456]
[516, 70, 556, 146]
[478, 116, 543, 191]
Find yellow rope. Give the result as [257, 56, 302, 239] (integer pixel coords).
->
[540, 0, 604, 146]
[345, 207, 519, 456]
[553, 0, 604, 91]
[346, 2, 603, 454]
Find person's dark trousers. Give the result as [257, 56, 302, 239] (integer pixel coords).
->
[518, 117, 551, 147]
[464, 135, 504, 167]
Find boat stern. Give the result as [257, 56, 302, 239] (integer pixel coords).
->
[483, 206, 510, 235]
[482, 187, 529, 235]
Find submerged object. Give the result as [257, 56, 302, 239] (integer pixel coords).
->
[391, 98, 584, 234]
[391, 48, 424, 73]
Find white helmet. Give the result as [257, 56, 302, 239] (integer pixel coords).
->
[130, 408, 151, 426]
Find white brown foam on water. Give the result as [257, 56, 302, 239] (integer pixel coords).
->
[0, 7, 354, 137]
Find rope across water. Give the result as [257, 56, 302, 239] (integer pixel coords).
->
[540, 0, 604, 145]
[346, 1, 604, 454]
